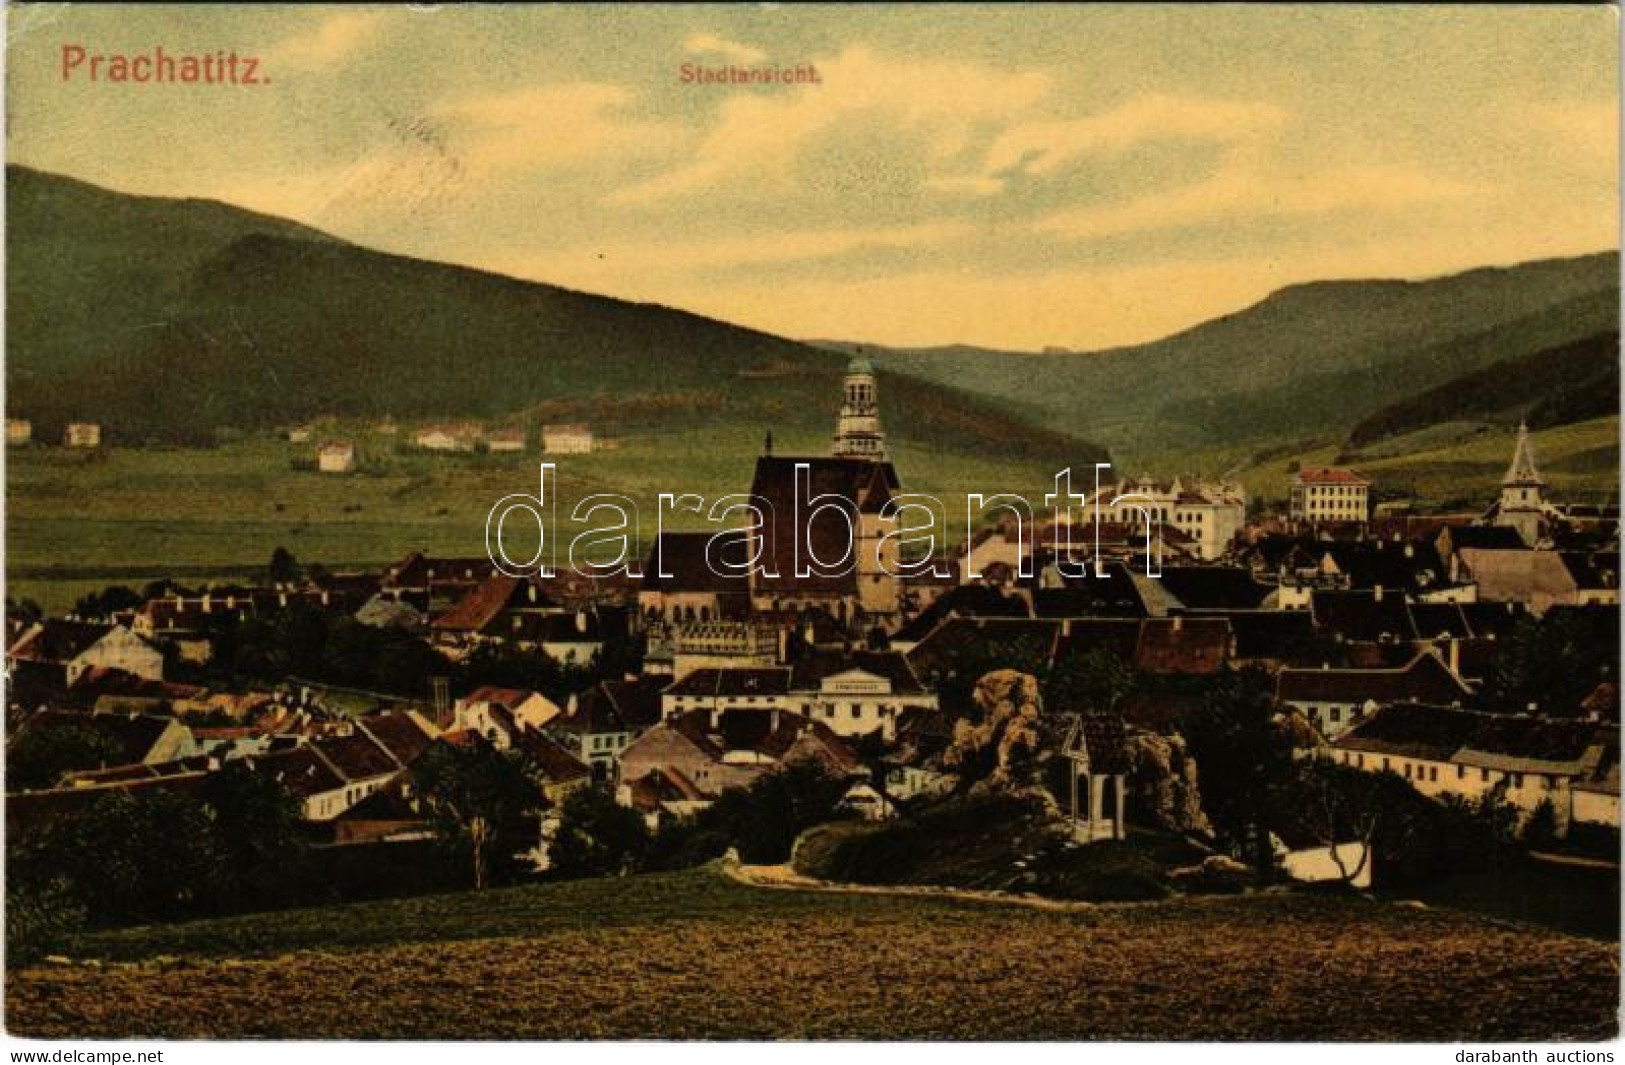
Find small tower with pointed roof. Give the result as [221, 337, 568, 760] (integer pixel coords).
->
[832, 351, 886, 461]
[1494, 421, 1549, 546]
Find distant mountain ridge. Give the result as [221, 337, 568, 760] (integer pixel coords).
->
[5, 165, 1100, 465]
[825, 251, 1620, 460]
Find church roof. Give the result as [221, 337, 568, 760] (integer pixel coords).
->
[847, 353, 875, 375]
[1502, 422, 1547, 487]
[747, 455, 899, 595]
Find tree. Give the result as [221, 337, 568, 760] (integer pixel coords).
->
[31, 790, 229, 924]
[268, 546, 301, 585]
[1178, 668, 1289, 867]
[71, 585, 141, 621]
[6, 597, 44, 627]
[6, 721, 126, 791]
[549, 786, 651, 878]
[1043, 647, 1137, 713]
[701, 759, 853, 864]
[413, 739, 541, 890]
[1273, 759, 1385, 885]
[1487, 610, 1618, 715]
[198, 762, 308, 907]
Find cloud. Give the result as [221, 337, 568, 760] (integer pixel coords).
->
[684, 32, 768, 65]
[430, 83, 682, 174]
[609, 45, 1050, 206]
[930, 93, 1287, 195]
[1030, 159, 1484, 240]
[264, 12, 386, 71]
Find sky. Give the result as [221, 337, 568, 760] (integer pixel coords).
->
[6, 4, 1619, 350]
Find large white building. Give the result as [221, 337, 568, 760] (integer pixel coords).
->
[1290, 467, 1370, 523]
[1100, 476, 1247, 561]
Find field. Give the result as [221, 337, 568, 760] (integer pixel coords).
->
[6, 864, 1617, 1040]
[1133, 416, 1619, 510]
[5, 424, 1078, 612]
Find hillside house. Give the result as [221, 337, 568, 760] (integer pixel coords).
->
[317, 441, 356, 473]
[285, 425, 313, 443]
[486, 428, 526, 453]
[542, 423, 594, 454]
[7, 419, 32, 445]
[414, 424, 479, 452]
[64, 422, 101, 448]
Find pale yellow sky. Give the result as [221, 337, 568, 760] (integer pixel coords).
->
[7, 4, 1619, 350]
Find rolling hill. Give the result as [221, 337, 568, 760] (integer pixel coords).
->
[823, 251, 1620, 464]
[5, 165, 1099, 465]
[8, 864, 1617, 1039]
[1346, 331, 1620, 451]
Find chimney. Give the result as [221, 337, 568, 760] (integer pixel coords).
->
[577, 610, 588, 634]
[1374, 585, 1383, 602]
[1171, 616, 1183, 632]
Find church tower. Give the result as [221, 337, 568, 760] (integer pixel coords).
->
[1495, 421, 1549, 546]
[832, 352, 886, 461]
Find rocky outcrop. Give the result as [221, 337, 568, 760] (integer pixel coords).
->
[1124, 729, 1211, 835]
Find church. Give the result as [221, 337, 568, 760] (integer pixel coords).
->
[745, 353, 904, 630]
[1485, 421, 1555, 546]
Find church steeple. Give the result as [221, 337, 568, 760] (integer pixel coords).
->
[832, 351, 886, 461]
[1494, 421, 1549, 546]
[1503, 420, 1546, 490]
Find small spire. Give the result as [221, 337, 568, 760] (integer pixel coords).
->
[1503, 420, 1546, 487]
[764, 429, 774, 456]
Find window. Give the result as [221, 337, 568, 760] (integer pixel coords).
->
[1330, 707, 1342, 723]
[1481, 767, 1489, 782]
[1457, 765, 1465, 780]
[1512, 773, 1524, 788]
[1429, 767, 1438, 782]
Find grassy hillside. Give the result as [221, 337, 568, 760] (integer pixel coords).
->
[848, 252, 1619, 462]
[6, 165, 339, 384]
[8, 864, 1616, 1039]
[6, 419, 1087, 613]
[1346, 331, 1619, 448]
[7, 166, 1098, 468]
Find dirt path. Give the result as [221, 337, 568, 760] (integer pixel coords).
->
[723, 854, 1175, 913]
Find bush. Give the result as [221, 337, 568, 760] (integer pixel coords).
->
[699, 760, 852, 865]
[5, 877, 84, 967]
[549, 787, 650, 879]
